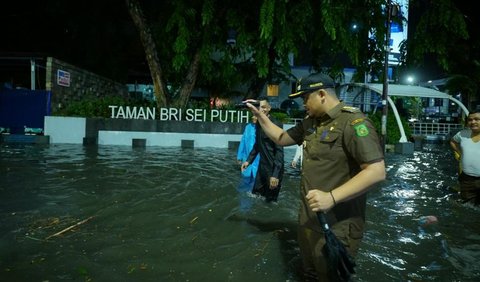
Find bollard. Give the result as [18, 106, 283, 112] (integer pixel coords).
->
[132, 138, 146, 148]
[395, 142, 414, 154]
[181, 140, 194, 148]
[228, 141, 240, 150]
[412, 135, 424, 150]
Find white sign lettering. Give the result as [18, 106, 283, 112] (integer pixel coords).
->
[109, 105, 250, 123]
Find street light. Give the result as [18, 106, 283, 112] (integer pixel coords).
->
[407, 75, 414, 84]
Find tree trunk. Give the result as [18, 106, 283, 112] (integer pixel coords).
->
[125, 0, 169, 107]
[173, 51, 201, 109]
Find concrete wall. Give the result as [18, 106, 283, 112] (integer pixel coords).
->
[44, 116, 86, 144]
[45, 116, 246, 148]
[45, 57, 129, 114]
[44, 116, 296, 149]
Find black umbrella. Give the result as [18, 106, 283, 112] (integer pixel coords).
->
[317, 212, 356, 281]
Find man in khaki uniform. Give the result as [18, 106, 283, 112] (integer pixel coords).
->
[245, 73, 385, 281]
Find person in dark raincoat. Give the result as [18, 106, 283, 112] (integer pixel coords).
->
[241, 97, 284, 202]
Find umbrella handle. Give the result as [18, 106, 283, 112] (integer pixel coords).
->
[316, 212, 330, 232]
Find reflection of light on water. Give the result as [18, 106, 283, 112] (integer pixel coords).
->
[367, 253, 406, 270]
[2, 143, 479, 281]
[398, 236, 418, 244]
[392, 190, 418, 199]
[359, 144, 480, 281]
[394, 162, 418, 176]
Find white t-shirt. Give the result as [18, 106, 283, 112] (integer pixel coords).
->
[452, 128, 480, 177]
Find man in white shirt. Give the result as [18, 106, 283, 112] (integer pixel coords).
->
[450, 110, 480, 205]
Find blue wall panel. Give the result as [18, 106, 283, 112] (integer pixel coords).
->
[0, 89, 51, 134]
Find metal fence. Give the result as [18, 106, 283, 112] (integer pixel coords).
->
[409, 122, 464, 136]
[286, 119, 464, 143]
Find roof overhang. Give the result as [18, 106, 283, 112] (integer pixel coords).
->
[340, 82, 469, 143]
[343, 82, 469, 116]
[343, 83, 452, 99]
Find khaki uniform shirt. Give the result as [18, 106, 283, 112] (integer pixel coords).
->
[286, 102, 384, 232]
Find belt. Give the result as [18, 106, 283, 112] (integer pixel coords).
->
[460, 172, 480, 180]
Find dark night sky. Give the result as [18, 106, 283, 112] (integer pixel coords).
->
[455, 1, 479, 35]
[0, 1, 147, 86]
[0, 1, 478, 88]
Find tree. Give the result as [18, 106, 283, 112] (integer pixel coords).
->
[125, 0, 474, 110]
[405, 0, 480, 108]
[125, 1, 186, 107]
[407, 0, 468, 72]
[125, 0, 321, 109]
[445, 74, 478, 109]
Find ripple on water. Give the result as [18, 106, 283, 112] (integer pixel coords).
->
[1, 143, 479, 281]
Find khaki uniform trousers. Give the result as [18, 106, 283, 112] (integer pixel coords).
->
[297, 217, 364, 281]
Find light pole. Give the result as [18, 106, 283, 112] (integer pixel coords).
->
[381, 0, 394, 152]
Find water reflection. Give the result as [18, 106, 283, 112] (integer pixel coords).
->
[1, 143, 479, 281]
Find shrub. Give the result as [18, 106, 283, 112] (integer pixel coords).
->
[368, 110, 412, 144]
[54, 95, 155, 118]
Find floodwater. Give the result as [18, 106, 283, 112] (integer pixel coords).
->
[0, 143, 479, 282]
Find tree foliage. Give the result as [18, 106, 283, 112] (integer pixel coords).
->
[406, 0, 479, 106]
[408, 0, 468, 71]
[125, 0, 475, 109]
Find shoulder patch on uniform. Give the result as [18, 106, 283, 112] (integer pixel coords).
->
[341, 106, 361, 113]
[350, 118, 365, 126]
[354, 123, 369, 137]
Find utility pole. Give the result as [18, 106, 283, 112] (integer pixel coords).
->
[381, 0, 393, 152]
[30, 58, 36, 90]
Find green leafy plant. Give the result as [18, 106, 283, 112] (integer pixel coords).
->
[54, 95, 155, 118]
[270, 110, 290, 124]
[368, 111, 412, 144]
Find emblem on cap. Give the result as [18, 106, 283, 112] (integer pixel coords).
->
[309, 82, 324, 88]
